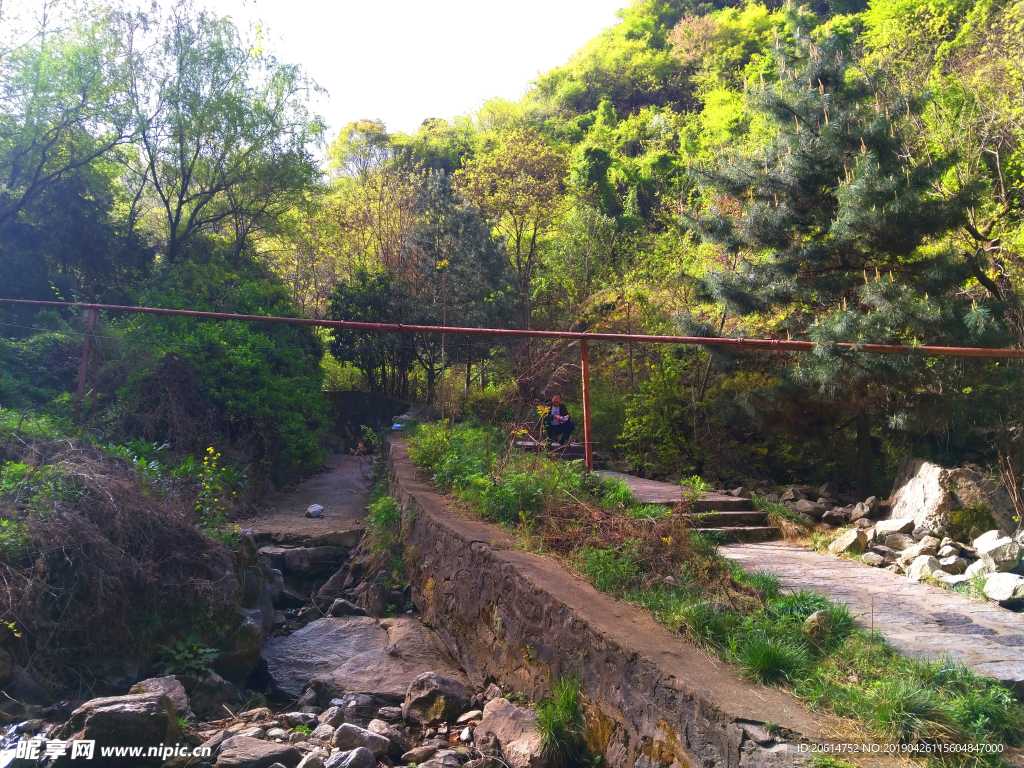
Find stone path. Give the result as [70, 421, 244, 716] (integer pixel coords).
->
[723, 541, 1024, 693]
[242, 452, 371, 547]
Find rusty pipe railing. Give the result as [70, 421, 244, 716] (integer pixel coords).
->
[3, 298, 1023, 468]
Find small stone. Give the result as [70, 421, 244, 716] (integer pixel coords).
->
[290, 732, 309, 744]
[484, 684, 503, 701]
[459, 726, 473, 742]
[377, 706, 404, 721]
[863, 527, 877, 544]
[829, 528, 866, 555]
[780, 488, 806, 503]
[324, 747, 376, 768]
[939, 537, 959, 551]
[367, 718, 410, 757]
[906, 555, 941, 581]
[862, 552, 885, 567]
[982, 573, 1024, 603]
[912, 526, 936, 542]
[856, 517, 874, 529]
[819, 482, 839, 497]
[236, 726, 266, 739]
[939, 573, 971, 587]
[885, 563, 905, 574]
[937, 545, 960, 558]
[311, 723, 334, 740]
[267, 727, 290, 739]
[899, 541, 939, 564]
[938, 556, 967, 575]
[803, 609, 830, 636]
[875, 518, 915, 536]
[283, 712, 318, 728]
[297, 755, 325, 768]
[328, 599, 367, 617]
[457, 710, 483, 723]
[306, 504, 325, 518]
[730, 487, 751, 498]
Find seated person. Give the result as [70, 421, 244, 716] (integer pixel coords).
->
[543, 393, 576, 445]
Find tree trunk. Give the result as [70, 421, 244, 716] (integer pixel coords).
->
[856, 409, 873, 499]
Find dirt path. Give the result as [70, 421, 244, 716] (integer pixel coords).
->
[243, 452, 372, 546]
[723, 542, 1024, 693]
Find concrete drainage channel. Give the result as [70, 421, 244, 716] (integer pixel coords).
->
[385, 440, 838, 768]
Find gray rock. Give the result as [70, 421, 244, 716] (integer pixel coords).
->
[190, 672, 245, 720]
[974, 531, 1022, 573]
[856, 517, 874, 529]
[376, 706, 403, 720]
[310, 723, 335, 741]
[332, 723, 390, 757]
[982, 573, 1024, 603]
[794, 499, 827, 519]
[875, 518, 915, 536]
[457, 709, 483, 723]
[284, 547, 346, 575]
[267, 727, 290, 739]
[821, 509, 848, 526]
[306, 504, 325, 518]
[324, 747, 375, 768]
[297, 755, 325, 768]
[965, 559, 991, 578]
[402, 746, 438, 763]
[937, 545, 961, 558]
[862, 552, 885, 567]
[333, 693, 383, 725]
[819, 482, 838, 497]
[366, 717, 409, 757]
[850, 502, 872, 522]
[282, 712, 318, 728]
[938, 556, 967, 575]
[885, 533, 917, 551]
[475, 697, 545, 768]
[129, 676, 190, 718]
[939, 573, 972, 587]
[906, 555, 942, 582]
[828, 528, 866, 555]
[730, 487, 751, 498]
[864, 496, 880, 513]
[266, 617, 467, 704]
[780, 488, 805, 503]
[258, 546, 290, 571]
[217, 607, 265, 685]
[899, 541, 940, 564]
[869, 544, 902, 564]
[55, 693, 177, 765]
[318, 706, 345, 727]
[912, 526, 936, 542]
[404, 672, 472, 727]
[484, 683, 504, 700]
[328, 599, 367, 617]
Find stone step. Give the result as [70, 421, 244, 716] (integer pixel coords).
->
[514, 440, 586, 459]
[693, 526, 780, 543]
[681, 510, 767, 528]
[692, 496, 757, 513]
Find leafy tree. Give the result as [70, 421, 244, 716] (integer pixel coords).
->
[689, 10, 979, 495]
[454, 128, 566, 328]
[0, 4, 137, 225]
[130, 3, 322, 262]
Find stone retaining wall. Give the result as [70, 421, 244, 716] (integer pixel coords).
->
[386, 441, 832, 768]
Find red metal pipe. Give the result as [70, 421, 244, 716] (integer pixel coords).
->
[2, 298, 1023, 358]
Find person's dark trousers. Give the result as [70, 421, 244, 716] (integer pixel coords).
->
[545, 420, 576, 444]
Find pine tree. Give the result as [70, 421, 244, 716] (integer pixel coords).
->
[688, 8, 996, 496]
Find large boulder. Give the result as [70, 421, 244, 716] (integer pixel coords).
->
[55, 693, 177, 766]
[309, 618, 467, 705]
[973, 531, 1022, 573]
[982, 573, 1024, 604]
[474, 697, 545, 768]
[324, 749, 375, 768]
[887, 457, 1017, 535]
[215, 735, 301, 768]
[403, 672, 472, 727]
[875, 518, 915, 536]
[793, 499, 826, 519]
[367, 718, 410, 757]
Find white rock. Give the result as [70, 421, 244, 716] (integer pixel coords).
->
[973, 529, 1008, 548]
[267, 727, 290, 739]
[297, 754, 325, 768]
[306, 504, 325, 518]
[905, 555, 941, 582]
[311, 723, 334, 741]
[475, 697, 545, 768]
[937, 545, 960, 558]
[862, 552, 885, 567]
[965, 559, 992, 578]
[456, 710, 483, 724]
[875, 518, 915, 536]
[982, 572, 1024, 603]
[939, 573, 971, 587]
[459, 726, 473, 742]
[974, 533, 1022, 573]
[888, 457, 1018, 534]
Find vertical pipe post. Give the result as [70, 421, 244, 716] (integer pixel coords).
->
[73, 308, 98, 425]
[581, 336, 593, 471]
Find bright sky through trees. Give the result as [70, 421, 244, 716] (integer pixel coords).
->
[200, 0, 626, 136]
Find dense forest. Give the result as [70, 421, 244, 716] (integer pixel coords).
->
[2, 0, 1022, 500]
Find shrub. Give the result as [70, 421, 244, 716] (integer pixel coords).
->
[866, 678, 962, 744]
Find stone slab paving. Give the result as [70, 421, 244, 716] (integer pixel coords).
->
[723, 541, 1024, 692]
[597, 469, 751, 509]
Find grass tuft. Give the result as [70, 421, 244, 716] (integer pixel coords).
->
[536, 677, 586, 768]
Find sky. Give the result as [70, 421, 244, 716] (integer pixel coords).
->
[198, 0, 626, 139]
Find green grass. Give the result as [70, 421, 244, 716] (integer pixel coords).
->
[536, 677, 586, 768]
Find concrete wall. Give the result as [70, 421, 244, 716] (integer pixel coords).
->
[387, 441, 828, 768]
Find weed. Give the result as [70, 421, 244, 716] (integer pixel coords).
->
[156, 633, 220, 676]
[763, 722, 781, 735]
[577, 544, 642, 595]
[738, 633, 812, 684]
[293, 723, 312, 735]
[681, 474, 712, 506]
[366, 496, 401, 553]
[536, 677, 586, 768]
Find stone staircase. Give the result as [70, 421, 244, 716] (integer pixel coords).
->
[597, 471, 780, 543]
